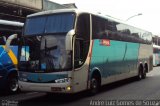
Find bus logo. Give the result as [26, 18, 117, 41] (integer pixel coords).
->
[100, 39, 110, 46]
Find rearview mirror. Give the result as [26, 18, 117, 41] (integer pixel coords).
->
[5, 34, 17, 52]
[66, 30, 75, 51]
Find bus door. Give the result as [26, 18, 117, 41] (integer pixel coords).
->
[73, 13, 91, 91]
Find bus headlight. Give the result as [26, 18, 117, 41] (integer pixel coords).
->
[66, 86, 71, 91]
[55, 78, 70, 83]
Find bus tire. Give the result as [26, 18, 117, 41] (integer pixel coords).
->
[90, 77, 99, 95]
[142, 71, 146, 79]
[89, 74, 101, 95]
[142, 64, 147, 79]
[137, 65, 143, 80]
[7, 74, 19, 93]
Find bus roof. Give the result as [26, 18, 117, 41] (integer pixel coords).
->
[26, 9, 127, 23]
[27, 8, 120, 21]
[27, 9, 78, 18]
[0, 19, 24, 27]
[27, 9, 152, 34]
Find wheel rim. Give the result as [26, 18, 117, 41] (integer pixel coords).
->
[9, 78, 18, 92]
[91, 78, 98, 93]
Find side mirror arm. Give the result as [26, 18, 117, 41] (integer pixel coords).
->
[5, 34, 17, 52]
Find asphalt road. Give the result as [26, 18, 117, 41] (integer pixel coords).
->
[1, 67, 160, 106]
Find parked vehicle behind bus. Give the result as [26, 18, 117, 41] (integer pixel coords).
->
[0, 20, 23, 93]
[18, 9, 153, 95]
[153, 44, 160, 66]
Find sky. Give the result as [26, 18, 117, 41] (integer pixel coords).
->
[50, 0, 160, 36]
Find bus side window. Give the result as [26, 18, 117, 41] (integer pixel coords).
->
[0, 36, 6, 45]
[74, 14, 90, 68]
[10, 39, 17, 45]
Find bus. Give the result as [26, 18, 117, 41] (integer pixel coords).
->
[153, 44, 160, 66]
[0, 19, 23, 93]
[18, 9, 153, 94]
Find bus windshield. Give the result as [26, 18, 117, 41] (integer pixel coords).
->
[40, 35, 72, 70]
[24, 13, 75, 35]
[20, 35, 72, 72]
[20, 13, 75, 72]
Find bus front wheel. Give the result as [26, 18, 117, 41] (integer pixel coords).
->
[90, 76, 100, 95]
[7, 74, 19, 93]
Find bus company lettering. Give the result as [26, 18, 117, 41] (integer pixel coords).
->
[100, 39, 110, 46]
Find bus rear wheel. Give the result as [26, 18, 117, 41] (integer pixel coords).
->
[142, 65, 147, 79]
[142, 70, 146, 79]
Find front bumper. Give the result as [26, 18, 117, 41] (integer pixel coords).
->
[19, 81, 73, 93]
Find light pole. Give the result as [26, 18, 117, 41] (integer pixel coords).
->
[126, 13, 142, 21]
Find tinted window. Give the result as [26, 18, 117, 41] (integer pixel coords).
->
[25, 16, 46, 35]
[74, 14, 90, 68]
[153, 37, 160, 46]
[0, 25, 23, 45]
[0, 36, 6, 45]
[25, 13, 75, 35]
[92, 15, 152, 44]
[45, 14, 74, 33]
[92, 15, 106, 39]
